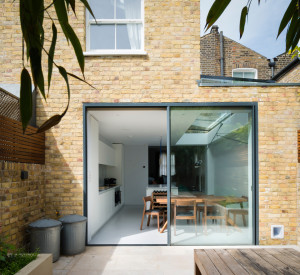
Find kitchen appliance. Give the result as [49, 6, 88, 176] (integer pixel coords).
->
[104, 178, 117, 186]
[115, 188, 121, 206]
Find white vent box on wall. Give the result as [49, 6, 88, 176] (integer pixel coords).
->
[271, 225, 284, 239]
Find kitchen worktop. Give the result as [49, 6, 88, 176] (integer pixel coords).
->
[99, 184, 121, 194]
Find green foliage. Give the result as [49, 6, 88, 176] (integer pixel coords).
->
[19, 0, 96, 134]
[288, 46, 300, 57]
[0, 238, 38, 275]
[206, 0, 300, 54]
[0, 253, 38, 275]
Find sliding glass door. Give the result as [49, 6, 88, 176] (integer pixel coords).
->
[169, 106, 255, 245]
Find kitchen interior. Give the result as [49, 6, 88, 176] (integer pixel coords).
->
[86, 106, 253, 245]
[87, 108, 169, 245]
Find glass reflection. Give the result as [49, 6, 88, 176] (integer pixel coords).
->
[170, 107, 253, 245]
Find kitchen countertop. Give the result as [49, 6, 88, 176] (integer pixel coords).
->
[98, 184, 121, 194]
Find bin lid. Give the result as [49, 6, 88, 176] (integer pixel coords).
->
[59, 214, 87, 224]
[29, 218, 62, 228]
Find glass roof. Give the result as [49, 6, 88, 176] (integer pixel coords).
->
[186, 112, 231, 133]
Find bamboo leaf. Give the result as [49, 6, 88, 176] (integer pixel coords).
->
[205, 0, 231, 31]
[62, 22, 85, 74]
[48, 23, 57, 91]
[36, 114, 62, 133]
[286, 10, 299, 51]
[65, 0, 76, 15]
[36, 66, 71, 133]
[290, 20, 300, 51]
[54, 0, 84, 74]
[58, 66, 70, 102]
[277, 0, 297, 38]
[80, 0, 96, 20]
[29, 47, 45, 99]
[20, 68, 32, 133]
[240, 6, 248, 39]
[54, 0, 69, 41]
[67, 72, 98, 90]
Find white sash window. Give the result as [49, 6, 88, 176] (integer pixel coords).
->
[86, 0, 145, 55]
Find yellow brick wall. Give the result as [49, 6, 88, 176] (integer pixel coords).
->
[278, 64, 300, 83]
[0, 161, 46, 247]
[1, 1, 300, 246]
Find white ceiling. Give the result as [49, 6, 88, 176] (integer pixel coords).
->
[89, 108, 167, 146]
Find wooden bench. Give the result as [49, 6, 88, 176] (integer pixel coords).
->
[194, 248, 300, 275]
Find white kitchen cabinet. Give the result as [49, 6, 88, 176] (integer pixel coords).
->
[99, 140, 115, 166]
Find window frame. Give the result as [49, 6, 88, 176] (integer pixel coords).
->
[232, 68, 258, 79]
[85, 0, 146, 56]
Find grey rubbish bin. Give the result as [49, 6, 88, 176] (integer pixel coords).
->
[59, 214, 87, 255]
[29, 218, 62, 262]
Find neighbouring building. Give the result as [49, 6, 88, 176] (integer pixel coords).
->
[200, 25, 296, 80]
[0, 0, 299, 248]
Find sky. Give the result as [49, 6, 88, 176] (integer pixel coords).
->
[201, 0, 290, 59]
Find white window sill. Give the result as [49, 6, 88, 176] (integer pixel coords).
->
[84, 50, 148, 56]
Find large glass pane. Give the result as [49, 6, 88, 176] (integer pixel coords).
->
[170, 107, 254, 245]
[116, 0, 141, 19]
[89, 0, 115, 19]
[90, 25, 115, 50]
[116, 24, 141, 49]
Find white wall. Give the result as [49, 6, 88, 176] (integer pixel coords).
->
[124, 145, 148, 205]
[87, 114, 100, 241]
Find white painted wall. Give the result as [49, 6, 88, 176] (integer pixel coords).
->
[87, 116, 125, 242]
[124, 145, 148, 205]
[87, 114, 100, 241]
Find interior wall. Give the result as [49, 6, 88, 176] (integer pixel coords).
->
[87, 114, 100, 241]
[124, 145, 148, 205]
[210, 140, 249, 197]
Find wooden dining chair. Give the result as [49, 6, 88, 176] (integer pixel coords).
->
[152, 191, 167, 224]
[204, 201, 228, 233]
[140, 196, 163, 231]
[173, 200, 197, 236]
[227, 196, 248, 226]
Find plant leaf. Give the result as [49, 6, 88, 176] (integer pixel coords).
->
[62, 23, 85, 75]
[48, 23, 57, 91]
[277, 0, 297, 38]
[54, 0, 69, 42]
[239, 6, 248, 39]
[65, 0, 76, 15]
[58, 66, 70, 116]
[29, 47, 45, 99]
[290, 20, 300, 51]
[67, 72, 98, 90]
[20, 68, 32, 133]
[286, 10, 299, 52]
[205, 0, 231, 31]
[80, 0, 96, 20]
[54, 0, 84, 75]
[36, 66, 71, 133]
[58, 66, 70, 101]
[36, 114, 62, 133]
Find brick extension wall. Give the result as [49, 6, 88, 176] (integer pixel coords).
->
[0, 1, 300, 246]
[278, 64, 300, 83]
[0, 161, 46, 247]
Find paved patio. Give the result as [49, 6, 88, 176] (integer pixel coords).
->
[53, 245, 300, 275]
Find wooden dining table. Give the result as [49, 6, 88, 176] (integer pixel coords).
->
[155, 194, 247, 234]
